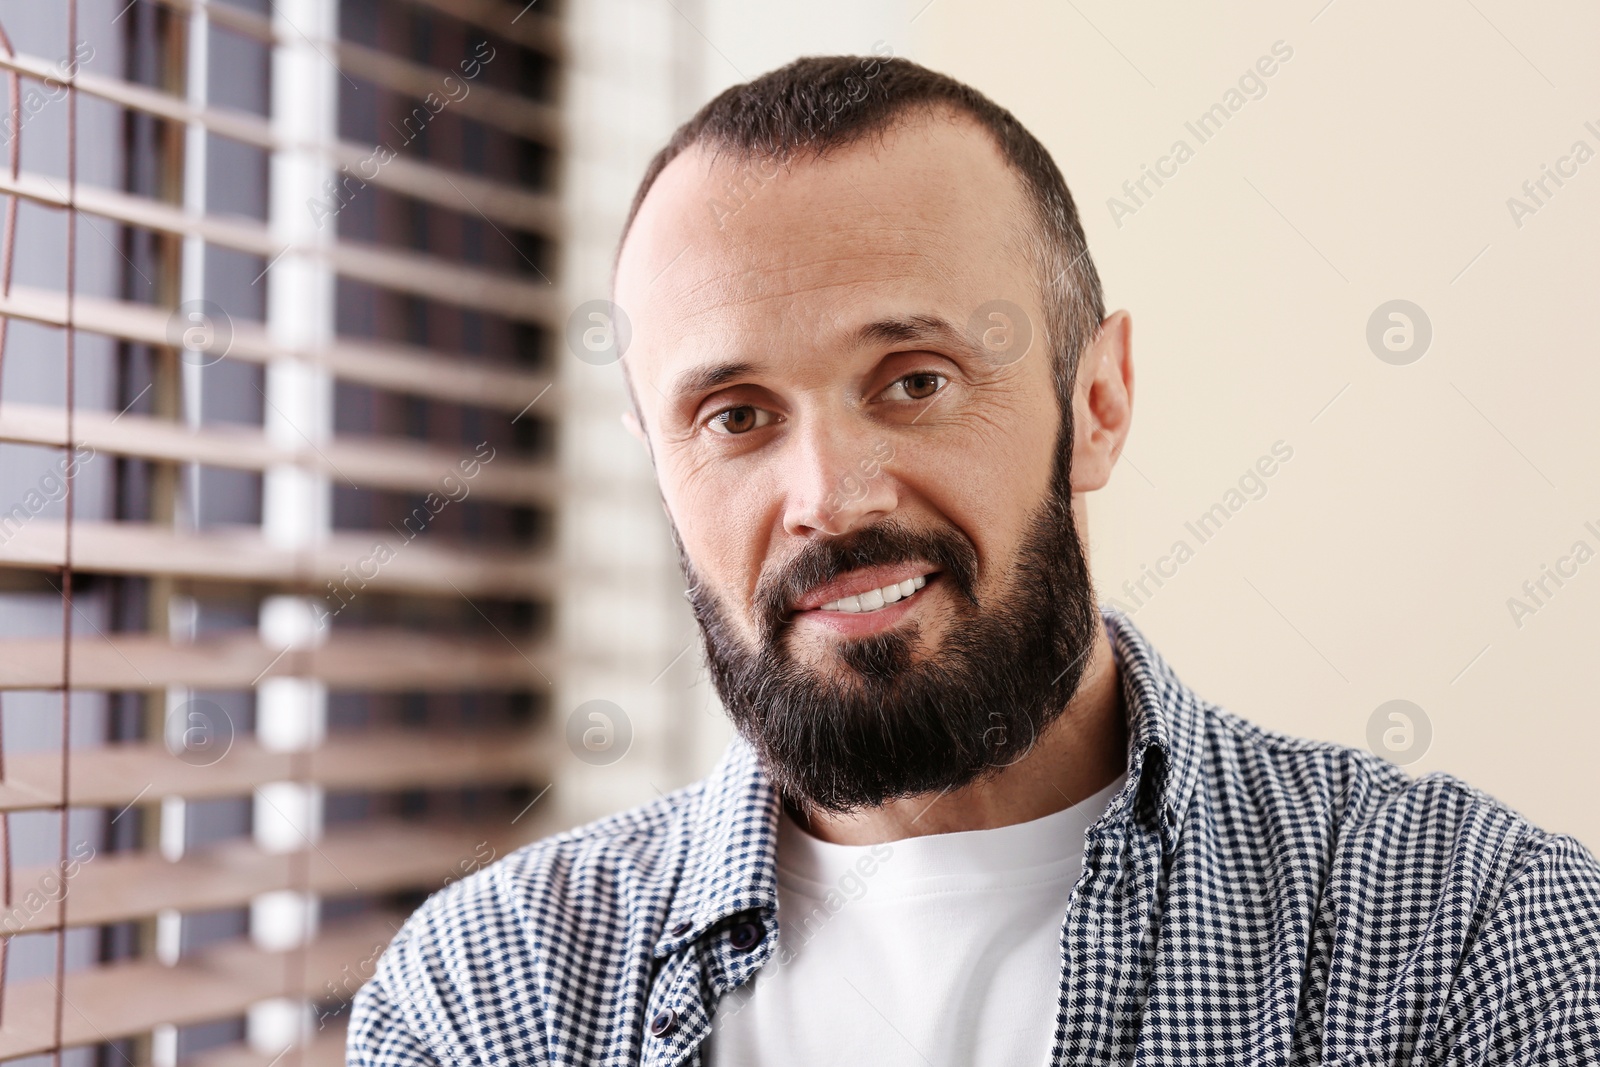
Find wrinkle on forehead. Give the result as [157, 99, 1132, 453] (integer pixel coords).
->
[613, 112, 1040, 403]
[615, 109, 1031, 295]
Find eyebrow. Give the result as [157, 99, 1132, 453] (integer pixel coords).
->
[668, 360, 757, 407]
[852, 314, 968, 350]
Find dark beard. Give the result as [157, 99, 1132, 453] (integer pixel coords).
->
[676, 424, 1099, 816]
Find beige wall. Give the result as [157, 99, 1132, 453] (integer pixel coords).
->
[910, 1, 1600, 847]
[627, 1, 1599, 849]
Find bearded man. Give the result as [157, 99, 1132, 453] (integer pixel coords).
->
[349, 56, 1600, 1066]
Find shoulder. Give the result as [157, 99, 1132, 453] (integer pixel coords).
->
[1334, 764, 1600, 945]
[1322, 764, 1600, 1055]
[400, 776, 701, 961]
[487, 778, 703, 927]
[1198, 701, 1414, 824]
[1209, 697, 1587, 883]
[350, 781, 705, 1064]
[1202, 704, 1600, 1052]
[1197, 701, 1600, 906]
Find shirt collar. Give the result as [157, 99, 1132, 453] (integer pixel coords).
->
[653, 604, 1204, 957]
[655, 732, 780, 957]
[1101, 604, 1204, 857]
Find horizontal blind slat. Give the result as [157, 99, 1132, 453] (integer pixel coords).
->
[0, 729, 551, 812]
[0, 521, 552, 596]
[0, 286, 555, 410]
[315, 335, 554, 412]
[325, 140, 560, 234]
[0, 60, 557, 232]
[0, 44, 558, 150]
[0, 169, 558, 322]
[334, 38, 560, 143]
[147, 0, 565, 67]
[0, 54, 279, 149]
[7, 819, 542, 932]
[400, 0, 565, 55]
[0, 630, 553, 690]
[0, 402, 555, 503]
[0, 914, 403, 1057]
[154, 0, 277, 44]
[184, 1033, 349, 1067]
[329, 239, 560, 324]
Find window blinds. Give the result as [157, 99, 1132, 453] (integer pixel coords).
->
[0, 0, 560, 1061]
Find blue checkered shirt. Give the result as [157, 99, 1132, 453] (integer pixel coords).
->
[348, 607, 1600, 1065]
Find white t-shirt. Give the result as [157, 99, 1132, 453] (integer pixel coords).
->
[702, 769, 1128, 1066]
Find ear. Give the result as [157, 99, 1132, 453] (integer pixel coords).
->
[621, 409, 646, 444]
[1070, 309, 1134, 494]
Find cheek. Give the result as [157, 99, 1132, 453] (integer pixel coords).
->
[888, 441, 987, 532]
[894, 425, 1056, 582]
[661, 450, 774, 594]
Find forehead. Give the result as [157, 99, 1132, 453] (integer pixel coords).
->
[613, 110, 1039, 383]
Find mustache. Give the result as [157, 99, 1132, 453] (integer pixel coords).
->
[751, 519, 981, 638]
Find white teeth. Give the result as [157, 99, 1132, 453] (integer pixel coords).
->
[818, 575, 931, 613]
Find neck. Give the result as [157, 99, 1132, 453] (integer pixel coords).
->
[791, 621, 1127, 845]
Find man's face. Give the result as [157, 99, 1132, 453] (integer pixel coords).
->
[614, 110, 1101, 812]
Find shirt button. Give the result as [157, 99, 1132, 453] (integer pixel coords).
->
[649, 1009, 678, 1038]
[728, 918, 765, 952]
[670, 920, 692, 936]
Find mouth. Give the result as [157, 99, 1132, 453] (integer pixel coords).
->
[790, 564, 939, 618]
[818, 574, 929, 613]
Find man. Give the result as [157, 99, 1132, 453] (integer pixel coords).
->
[349, 57, 1600, 1065]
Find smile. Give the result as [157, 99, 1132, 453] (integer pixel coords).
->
[788, 564, 940, 632]
[818, 574, 928, 614]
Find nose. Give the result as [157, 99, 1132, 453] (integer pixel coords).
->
[780, 421, 897, 539]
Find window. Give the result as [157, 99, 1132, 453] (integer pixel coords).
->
[0, 0, 560, 1060]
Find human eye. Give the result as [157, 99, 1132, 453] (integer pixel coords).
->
[707, 405, 777, 435]
[878, 372, 947, 403]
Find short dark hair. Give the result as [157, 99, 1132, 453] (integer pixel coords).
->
[614, 54, 1106, 410]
